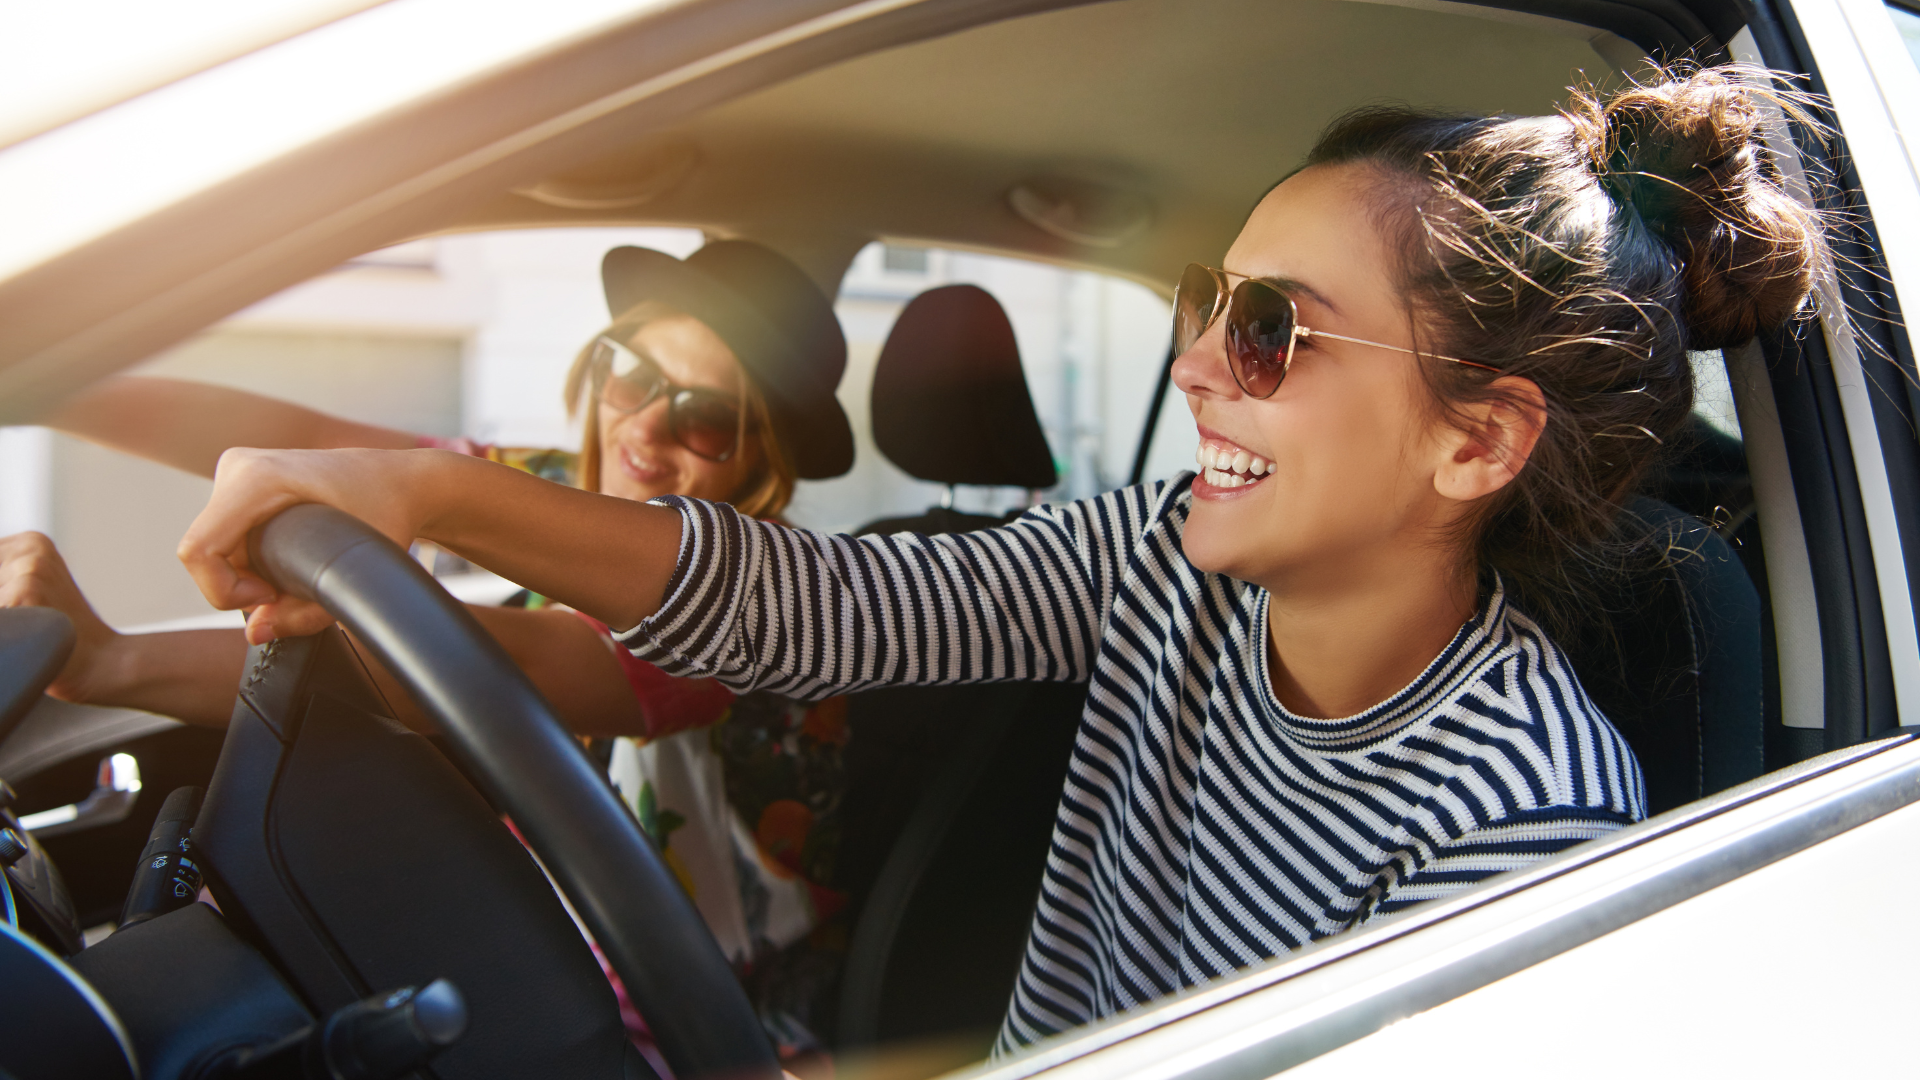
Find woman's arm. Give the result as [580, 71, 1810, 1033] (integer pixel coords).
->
[44, 376, 418, 478]
[612, 494, 1119, 698]
[391, 606, 658, 739]
[0, 531, 248, 725]
[181, 448, 685, 642]
[74, 630, 251, 727]
[1358, 809, 1635, 928]
[177, 446, 1135, 695]
[3, 530, 669, 736]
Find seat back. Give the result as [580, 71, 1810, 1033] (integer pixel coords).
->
[869, 284, 1057, 493]
[1545, 497, 1765, 815]
[838, 285, 1079, 1056]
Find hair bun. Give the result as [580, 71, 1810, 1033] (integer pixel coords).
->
[1570, 66, 1826, 349]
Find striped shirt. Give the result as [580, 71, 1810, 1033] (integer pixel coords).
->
[616, 478, 1646, 1051]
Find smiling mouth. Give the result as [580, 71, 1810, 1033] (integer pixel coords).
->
[618, 445, 668, 481]
[1196, 441, 1273, 489]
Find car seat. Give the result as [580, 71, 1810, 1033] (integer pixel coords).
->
[835, 285, 1082, 1056]
[1549, 495, 1767, 816]
[855, 283, 1058, 535]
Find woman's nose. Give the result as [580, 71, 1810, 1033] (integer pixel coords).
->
[1170, 318, 1241, 401]
[619, 394, 675, 445]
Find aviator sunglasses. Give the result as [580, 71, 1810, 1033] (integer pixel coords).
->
[589, 335, 748, 463]
[1173, 263, 1500, 398]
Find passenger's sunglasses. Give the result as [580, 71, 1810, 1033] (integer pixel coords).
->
[589, 335, 747, 463]
[1173, 263, 1500, 398]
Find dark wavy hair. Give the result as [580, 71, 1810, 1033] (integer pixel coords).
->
[1302, 63, 1830, 626]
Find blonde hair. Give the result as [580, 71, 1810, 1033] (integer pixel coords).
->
[562, 302, 797, 519]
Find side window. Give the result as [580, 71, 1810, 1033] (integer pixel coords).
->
[791, 242, 1174, 531]
[3, 229, 1176, 625]
[1892, 2, 1920, 71]
[3, 226, 704, 629]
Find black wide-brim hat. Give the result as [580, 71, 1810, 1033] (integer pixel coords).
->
[602, 241, 853, 480]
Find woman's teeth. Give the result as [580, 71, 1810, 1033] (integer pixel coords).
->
[1195, 442, 1272, 489]
[622, 447, 662, 476]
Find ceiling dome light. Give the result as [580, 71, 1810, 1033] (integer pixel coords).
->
[1007, 175, 1151, 248]
[514, 136, 700, 211]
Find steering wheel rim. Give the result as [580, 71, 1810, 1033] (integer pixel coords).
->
[250, 503, 780, 1080]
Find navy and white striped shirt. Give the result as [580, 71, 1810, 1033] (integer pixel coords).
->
[616, 478, 1645, 1051]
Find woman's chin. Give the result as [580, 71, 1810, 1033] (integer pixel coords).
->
[602, 474, 673, 504]
[1181, 505, 1258, 578]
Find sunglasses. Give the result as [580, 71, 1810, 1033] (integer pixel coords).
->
[1173, 263, 1500, 398]
[589, 335, 747, 463]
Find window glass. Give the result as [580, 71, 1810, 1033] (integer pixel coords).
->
[0, 224, 1764, 629]
[1691, 350, 1740, 439]
[1892, 2, 1920, 71]
[4, 229, 1188, 625]
[10, 224, 1758, 628]
[53, 330, 464, 627]
[3, 226, 703, 628]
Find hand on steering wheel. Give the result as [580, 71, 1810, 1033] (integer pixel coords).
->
[246, 504, 782, 1080]
[180, 446, 439, 644]
[0, 531, 121, 704]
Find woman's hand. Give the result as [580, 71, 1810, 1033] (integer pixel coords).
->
[0, 531, 124, 703]
[181, 444, 684, 640]
[0, 532, 251, 725]
[177, 446, 447, 644]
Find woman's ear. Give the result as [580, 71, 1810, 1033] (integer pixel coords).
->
[1433, 375, 1546, 504]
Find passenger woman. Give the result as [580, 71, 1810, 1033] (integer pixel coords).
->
[177, 66, 1845, 1048]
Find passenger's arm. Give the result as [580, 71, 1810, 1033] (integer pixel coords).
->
[3, 531, 659, 736]
[44, 376, 418, 478]
[0, 531, 248, 725]
[374, 606, 654, 739]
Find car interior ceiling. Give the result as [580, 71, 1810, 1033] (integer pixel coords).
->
[452, 0, 1649, 292]
[2, 0, 1875, 1073]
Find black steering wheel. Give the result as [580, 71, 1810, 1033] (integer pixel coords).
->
[250, 504, 779, 1080]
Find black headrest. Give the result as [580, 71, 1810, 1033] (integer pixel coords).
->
[871, 285, 1057, 489]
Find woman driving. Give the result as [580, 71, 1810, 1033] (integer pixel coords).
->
[112, 67, 1841, 1051]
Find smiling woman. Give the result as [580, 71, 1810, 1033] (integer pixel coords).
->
[170, 63, 1833, 1058]
[1170, 161, 1545, 719]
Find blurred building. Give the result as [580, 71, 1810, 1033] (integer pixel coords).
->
[0, 229, 1183, 629]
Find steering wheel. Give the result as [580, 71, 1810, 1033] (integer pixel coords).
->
[249, 504, 780, 1080]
